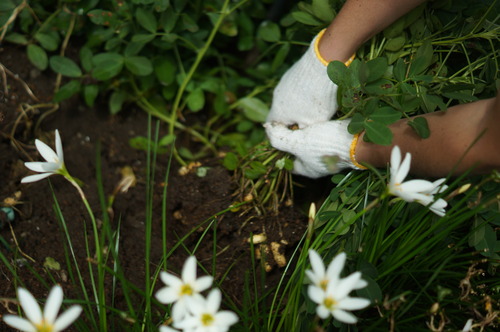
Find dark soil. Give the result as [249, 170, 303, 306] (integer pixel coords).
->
[0, 46, 318, 329]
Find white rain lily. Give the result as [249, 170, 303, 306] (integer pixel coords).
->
[388, 146, 448, 216]
[3, 285, 82, 332]
[305, 250, 370, 324]
[155, 256, 214, 321]
[173, 289, 238, 332]
[306, 250, 367, 291]
[308, 272, 371, 324]
[21, 129, 67, 183]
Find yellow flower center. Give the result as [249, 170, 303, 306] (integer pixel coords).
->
[323, 296, 337, 310]
[35, 320, 54, 332]
[201, 313, 214, 326]
[319, 279, 328, 291]
[180, 284, 193, 296]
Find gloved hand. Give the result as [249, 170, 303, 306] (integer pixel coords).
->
[266, 30, 354, 128]
[264, 120, 366, 178]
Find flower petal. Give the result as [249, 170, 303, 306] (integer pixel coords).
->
[18, 288, 43, 325]
[43, 285, 63, 324]
[390, 146, 401, 176]
[462, 318, 473, 332]
[159, 326, 179, 332]
[396, 152, 411, 184]
[334, 272, 362, 299]
[308, 249, 326, 280]
[316, 305, 330, 319]
[326, 252, 346, 281]
[24, 162, 57, 173]
[2, 315, 37, 332]
[182, 256, 197, 283]
[215, 311, 239, 327]
[35, 139, 59, 163]
[55, 130, 64, 164]
[160, 271, 183, 288]
[172, 300, 190, 322]
[399, 179, 435, 193]
[332, 308, 358, 324]
[337, 297, 371, 311]
[307, 285, 325, 304]
[155, 287, 179, 304]
[21, 173, 53, 183]
[53, 305, 82, 331]
[194, 275, 213, 293]
[206, 289, 221, 312]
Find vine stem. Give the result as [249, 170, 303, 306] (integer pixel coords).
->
[167, 0, 231, 160]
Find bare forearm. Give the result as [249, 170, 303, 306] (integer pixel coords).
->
[319, 0, 427, 62]
[356, 95, 500, 177]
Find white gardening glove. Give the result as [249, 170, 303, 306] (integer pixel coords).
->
[266, 30, 353, 128]
[265, 120, 366, 178]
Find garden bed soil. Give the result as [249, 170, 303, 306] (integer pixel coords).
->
[0, 45, 318, 329]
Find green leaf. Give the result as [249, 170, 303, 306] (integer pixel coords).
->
[272, 42, 290, 72]
[385, 36, 406, 52]
[474, 224, 497, 257]
[238, 97, 269, 123]
[258, 21, 281, 42]
[131, 33, 156, 43]
[4, 33, 29, 45]
[49, 56, 82, 78]
[364, 121, 393, 145]
[223, 152, 239, 171]
[53, 80, 81, 102]
[27, 44, 48, 70]
[87, 9, 117, 26]
[442, 90, 477, 102]
[109, 90, 126, 114]
[158, 134, 175, 147]
[363, 78, 393, 95]
[154, 58, 176, 85]
[327, 61, 348, 85]
[245, 161, 267, 180]
[347, 113, 365, 134]
[365, 57, 388, 82]
[186, 88, 205, 112]
[124, 56, 153, 76]
[92, 53, 124, 80]
[311, 0, 334, 22]
[83, 84, 99, 107]
[136, 7, 158, 33]
[34, 32, 59, 51]
[408, 117, 430, 139]
[291, 11, 322, 26]
[80, 46, 93, 72]
[383, 17, 405, 38]
[409, 41, 433, 76]
[369, 107, 401, 125]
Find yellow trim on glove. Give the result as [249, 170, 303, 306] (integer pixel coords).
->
[350, 133, 368, 170]
[314, 29, 356, 67]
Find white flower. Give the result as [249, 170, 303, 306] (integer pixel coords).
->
[3, 285, 82, 332]
[305, 250, 370, 324]
[306, 250, 367, 291]
[173, 289, 238, 332]
[21, 130, 66, 183]
[388, 146, 448, 216]
[155, 256, 214, 321]
[308, 272, 371, 324]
